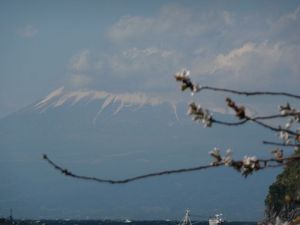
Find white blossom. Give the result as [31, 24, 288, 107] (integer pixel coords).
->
[209, 147, 222, 163]
[285, 118, 294, 129]
[191, 84, 200, 95]
[243, 156, 258, 168]
[175, 69, 190, 77]
[279, 131, 289, 143]
[224, 149, 233, 165]
[279, 103, 300, 122]
[272, 148, 283, 162]
[279, 103, 292, 115]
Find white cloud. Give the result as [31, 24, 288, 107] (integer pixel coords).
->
[222, 11, 235, 26]
[212, 42, 257, 74]
[271, 7, 300, 34]
[19, 24, 38, 38]
[107, 3, 234, 46]
[190, 40, 300, 91]
[69, 74, 92, 87]
[195, 42, 281, 75]
[107, 15, 155, 42]
[67, 50, 95, 88]
[63, 4, 300, 94]
[69, 49, 91, 72]
[66, 47, 184, 91]
[107, 47, 183, 76]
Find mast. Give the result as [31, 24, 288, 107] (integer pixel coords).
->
[180, 209, 192, 225]
[9, 208, 14, 224]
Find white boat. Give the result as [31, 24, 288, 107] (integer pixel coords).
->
[209, 213, 225, 225]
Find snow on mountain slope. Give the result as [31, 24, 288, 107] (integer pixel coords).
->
[33, 87, 179, 122]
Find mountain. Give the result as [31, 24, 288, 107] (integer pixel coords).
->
[0, 87, 279, 220]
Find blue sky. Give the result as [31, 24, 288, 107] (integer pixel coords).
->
[1, 0, 300, 118]
[1, 0, 300, 221]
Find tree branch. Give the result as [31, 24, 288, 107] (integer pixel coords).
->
[211, 112, 299, 128]
[253, 113, 300, 120]
[199, 86, 300, 99]
[43, 154, 300, 184]
[262, 141, 300, 147]
[247, 117, 298, 136]
[212, 118, 249, 126]
[174, 72, 300, 99]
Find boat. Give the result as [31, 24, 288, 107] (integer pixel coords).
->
[179, 209, 224, 225]
[208, 213, 225, 225]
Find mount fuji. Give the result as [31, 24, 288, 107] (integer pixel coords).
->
[0, 87, 278, 220]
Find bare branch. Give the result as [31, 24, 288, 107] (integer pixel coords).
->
[224, 97, 298, 136]
[211, 113, 298, 127]
[43, 154, 300, 184]
[43, 154, 220, 184]
[212, 114, 298, 127]
[212, 118, 249, 126]
[262, 141, 300, 147]
[253, 113, 300, 120]
[174, 73, 300, 99]
[199, 86, 300, 99]
[247, 117, 298, 136]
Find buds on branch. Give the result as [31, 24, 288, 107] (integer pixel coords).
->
[174, 68, 300, 177]
[226, 98, 246, 119]
[187, 102, 213, 127]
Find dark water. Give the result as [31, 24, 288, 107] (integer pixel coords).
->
[15, 220, 256, 225]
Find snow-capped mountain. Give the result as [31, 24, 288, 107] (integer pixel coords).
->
[0, 87, 275, 220]
[32, 87, 179, 123]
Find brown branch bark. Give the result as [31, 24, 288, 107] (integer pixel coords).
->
[43, 154, 300, 184]
[199, 86, 300, 99]
[262, 141, 300, 147]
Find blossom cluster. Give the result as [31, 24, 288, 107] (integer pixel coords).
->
[174, 68, 300, 177]
[209, 148, 261, 177]
[174, 70, 200, 94]
[209, 147, 286, 177]
[279, 103, 300, 122]
[187, 102, 213, 127]
[226, 98, 246, 119]
[278, 103, 300, 145]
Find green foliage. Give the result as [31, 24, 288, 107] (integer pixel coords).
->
[265, 151, 300, 216]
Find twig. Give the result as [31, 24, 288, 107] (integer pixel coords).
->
[212, 118, 249, 126]
[199, 86, 300, 99]
[211, 113, 298, 127]
[263, 141, 299, 147]
[174, 73, 300, 99]
[210, 113, 298, 136]
[253, 113, 300, 120]
[247, 117, 298, 136]
[224, 97, 298, 136]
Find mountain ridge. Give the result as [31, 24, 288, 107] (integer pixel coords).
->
[29, 87, 180, 123]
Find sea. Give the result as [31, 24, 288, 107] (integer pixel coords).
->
[14, 220, 257, 225]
